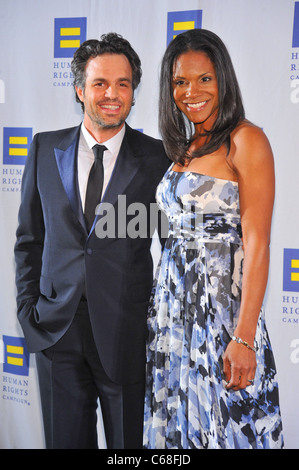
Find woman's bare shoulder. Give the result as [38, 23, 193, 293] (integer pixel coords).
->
[228, 120, 273, 173]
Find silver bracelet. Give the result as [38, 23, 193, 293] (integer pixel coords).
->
[231, 335, 256, 352]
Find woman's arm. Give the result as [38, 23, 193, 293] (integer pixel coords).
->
[223, 123, 275, 390]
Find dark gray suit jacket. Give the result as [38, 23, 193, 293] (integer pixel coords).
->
[14, 123, 170, 384]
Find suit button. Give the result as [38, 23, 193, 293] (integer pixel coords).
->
[86, 248, 92, 255]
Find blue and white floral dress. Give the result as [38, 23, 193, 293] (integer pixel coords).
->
[143, 166, 283, 449]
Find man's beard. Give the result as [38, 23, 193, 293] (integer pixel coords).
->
[85, 107, 128, 131]
[85, 99, 132, 131]
[93, 116, 126, 130]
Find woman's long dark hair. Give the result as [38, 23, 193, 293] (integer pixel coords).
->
[159, 29, 245, 165]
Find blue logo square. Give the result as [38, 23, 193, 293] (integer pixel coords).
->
[3, 127, 32, 165]
[167, 10, 202, 46]
[54, 17, 87, 58]
[3, 336, 30, 376]
[283, 248, 299, 292]
[293, 2, 299, 47]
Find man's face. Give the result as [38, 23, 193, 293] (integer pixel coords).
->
[76, 53, 134, 138]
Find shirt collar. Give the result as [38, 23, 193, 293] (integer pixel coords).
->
[81, 122, 125, 156]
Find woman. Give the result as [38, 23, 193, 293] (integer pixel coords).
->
[143, 29, 283, 449]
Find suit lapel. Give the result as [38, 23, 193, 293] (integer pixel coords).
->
[54, 124, 143, 235]
[102, 127, 141, 206]
[54, 126, 87, 231]
[92, 125, 142, 231]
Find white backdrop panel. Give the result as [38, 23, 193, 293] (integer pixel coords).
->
[0, 0, 298, 449]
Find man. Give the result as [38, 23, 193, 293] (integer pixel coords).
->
[14, 33, 169, 449]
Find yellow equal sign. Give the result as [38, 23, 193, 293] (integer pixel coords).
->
[173, 21, 195, 31]
[6, 344, 24, 367]
[173, 21, 195, 39]
[60, 27, 81, 48]
[291, 259, 299, 281]
[9, 136, 28, 156]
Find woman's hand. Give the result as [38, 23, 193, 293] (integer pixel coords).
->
[223, 339, 257, 391]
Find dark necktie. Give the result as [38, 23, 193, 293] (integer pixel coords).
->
[84, 144, 107, 232]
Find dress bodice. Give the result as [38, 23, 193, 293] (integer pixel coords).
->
[157, 167, 242, 245]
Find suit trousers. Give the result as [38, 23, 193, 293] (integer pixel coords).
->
[35, 299, 145, 449]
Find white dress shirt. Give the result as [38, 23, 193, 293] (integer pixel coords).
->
[77, 122, 126, 210]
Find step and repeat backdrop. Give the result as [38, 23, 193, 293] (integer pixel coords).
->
[0, 0, 298, 449]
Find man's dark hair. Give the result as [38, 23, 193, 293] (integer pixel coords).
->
[71, 33, 142, 110]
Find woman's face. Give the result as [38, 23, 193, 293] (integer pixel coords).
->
[172, 50, 219, 134]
